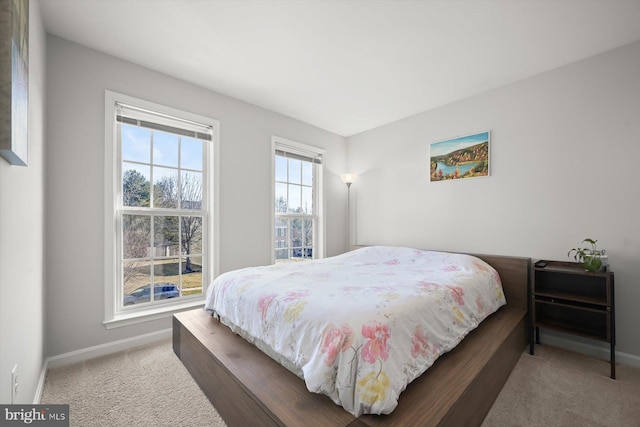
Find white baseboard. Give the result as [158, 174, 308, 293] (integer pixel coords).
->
[539, 331, 640, 369]
[46, 328, 172, 369]
[33, 328, 172, 403]
[33, 360, 48, 404]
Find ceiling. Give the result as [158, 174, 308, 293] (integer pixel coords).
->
[40, 0, 640, 137]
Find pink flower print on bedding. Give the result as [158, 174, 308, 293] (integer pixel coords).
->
[321, 323, 354, 366]
[258, 294, 277, 321]
[361, 321, 391, 363]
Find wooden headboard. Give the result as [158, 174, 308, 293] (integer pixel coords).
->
[468, 253, 530, 311]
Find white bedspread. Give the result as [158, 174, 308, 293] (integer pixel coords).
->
[205, 246, 506, 416]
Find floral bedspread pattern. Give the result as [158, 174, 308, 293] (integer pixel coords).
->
[205, 246, 506, 416]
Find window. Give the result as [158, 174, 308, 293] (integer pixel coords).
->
[273, 136, 324, 263]
[104, 91, 219, 327]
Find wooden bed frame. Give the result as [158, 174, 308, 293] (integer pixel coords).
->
[173, 252, 530, 427]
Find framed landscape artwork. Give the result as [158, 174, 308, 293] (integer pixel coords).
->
[0, 0, 29, 166]
[430, 131, 490, 182]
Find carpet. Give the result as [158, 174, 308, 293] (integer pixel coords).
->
[482, 345, 640, 427]
[42, 339, 640, 426]
[41, 340, 226, 426]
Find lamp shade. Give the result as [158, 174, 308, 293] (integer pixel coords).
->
[341, 173, 357, 185]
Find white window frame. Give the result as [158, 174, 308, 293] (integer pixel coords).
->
[271, 136, 325, 264]
[104, 91, 220, 328]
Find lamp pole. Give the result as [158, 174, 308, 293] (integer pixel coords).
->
[341, 174, 356, 252]
[346, 181, 352, 251]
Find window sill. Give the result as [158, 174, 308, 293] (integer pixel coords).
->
[103, 298, 205, 329]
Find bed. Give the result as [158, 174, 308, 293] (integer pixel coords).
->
[173, 246, 530, 426]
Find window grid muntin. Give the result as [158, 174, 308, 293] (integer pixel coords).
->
[275, 158, 315, 214]
[274, 153, 317, 262]
[118, 119, 207, 310]
[120, 212, 207, 304]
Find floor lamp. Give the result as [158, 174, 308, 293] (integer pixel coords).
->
[341, 173, 357, 251]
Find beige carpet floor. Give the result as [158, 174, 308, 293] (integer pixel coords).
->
[482, 345, 640, 427]
[41, 340, 226, 427]
[42, 339, 640, 426]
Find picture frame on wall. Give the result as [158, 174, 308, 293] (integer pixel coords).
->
[0, 0, 29, 166]
[429, 131, 490, 182]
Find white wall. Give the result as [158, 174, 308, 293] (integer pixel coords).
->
[45, 35, 347, 357]
[347, 41, 640, 359]
[0, 0, 47, 403]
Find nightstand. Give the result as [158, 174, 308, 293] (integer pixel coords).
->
[530, 260, 615, 379]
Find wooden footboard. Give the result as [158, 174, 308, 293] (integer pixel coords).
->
[174, 305, 526, 426]
[173, 253, 530, 426]
[174, 309, 357, 426]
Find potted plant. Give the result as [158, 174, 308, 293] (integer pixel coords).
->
[568, 238, 608, 272]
